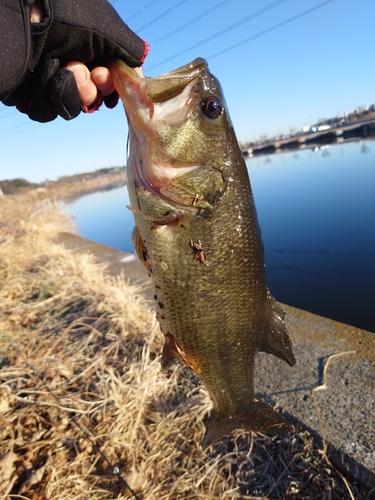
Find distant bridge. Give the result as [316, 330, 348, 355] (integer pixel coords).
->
[242, 118, 375, 157]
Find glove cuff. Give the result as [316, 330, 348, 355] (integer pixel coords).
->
[81, 93, 104, 114]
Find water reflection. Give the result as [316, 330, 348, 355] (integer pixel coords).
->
[63, 185, 134, 254]
[65, 140, 375, 333]
[247, 140, 375, 332]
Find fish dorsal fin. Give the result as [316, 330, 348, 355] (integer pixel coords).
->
[203, 400, 291, 449]
[260, 289, 296, 367]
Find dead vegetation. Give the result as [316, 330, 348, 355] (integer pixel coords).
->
[0, 168, 126, 198]
[0, 190, 371, 499]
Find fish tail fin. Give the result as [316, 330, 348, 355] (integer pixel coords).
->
[202, 400, 291, 449]
[261, 289, 296, 367]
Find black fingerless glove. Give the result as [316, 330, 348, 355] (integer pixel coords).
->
[0, 0, 147, 122]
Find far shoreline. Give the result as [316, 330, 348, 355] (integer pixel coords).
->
[0, 167, 127, 202]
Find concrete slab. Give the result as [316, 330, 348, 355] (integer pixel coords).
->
[55, 232, 375, 490]
[256, 306, 375, 490]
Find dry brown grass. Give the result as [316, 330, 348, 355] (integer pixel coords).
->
[0, 190, 370, 499]
[48, 171, 127, 202]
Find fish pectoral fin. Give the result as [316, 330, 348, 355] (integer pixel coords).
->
[202, 400, 291, 449]
[132, 226, 149, 270]
[127, 205, 180, 225]
[260, 289, 296, 367]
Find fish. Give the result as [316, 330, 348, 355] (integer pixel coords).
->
[110, 57, 296, 448]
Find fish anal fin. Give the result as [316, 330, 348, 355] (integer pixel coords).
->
[203, 399, 291, 449]
[161, 333, 202, 373]
[261, 289, 296, 367]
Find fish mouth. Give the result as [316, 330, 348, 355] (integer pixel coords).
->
[145, 57, 208, 102]
[110, 59, 209, 204]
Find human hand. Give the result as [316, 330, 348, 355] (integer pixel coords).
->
[65, 62, 144, 112]
[0, 0, 147, 122]
[32, 1, 118, 109]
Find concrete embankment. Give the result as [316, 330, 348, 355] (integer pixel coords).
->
[56, 231, 375, 491]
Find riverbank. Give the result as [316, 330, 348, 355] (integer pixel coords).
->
[0, 190, 374, 499]
[0, 167, 126, 201]
[50, 170, 127, 202]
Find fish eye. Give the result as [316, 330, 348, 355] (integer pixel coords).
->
[202, 96, 222, 119]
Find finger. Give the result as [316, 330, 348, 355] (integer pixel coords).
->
[90, 67, 115, 96]
[65, 61, 98, 107]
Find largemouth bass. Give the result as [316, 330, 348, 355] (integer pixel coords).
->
[111, 58, 296, 448]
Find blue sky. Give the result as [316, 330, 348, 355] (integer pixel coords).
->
[1, 0, 374, 183]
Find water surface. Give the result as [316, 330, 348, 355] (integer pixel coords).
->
[65, 185, 134, 253]
[248, 142, 375, 332]
[65, 140, 375, 332]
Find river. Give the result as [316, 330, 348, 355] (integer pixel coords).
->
[64, 139, 375, 333]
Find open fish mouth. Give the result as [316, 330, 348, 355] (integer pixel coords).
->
[110, 58, 209, 205]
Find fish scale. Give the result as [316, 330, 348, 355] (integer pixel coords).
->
[111, 57, 296, 448]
